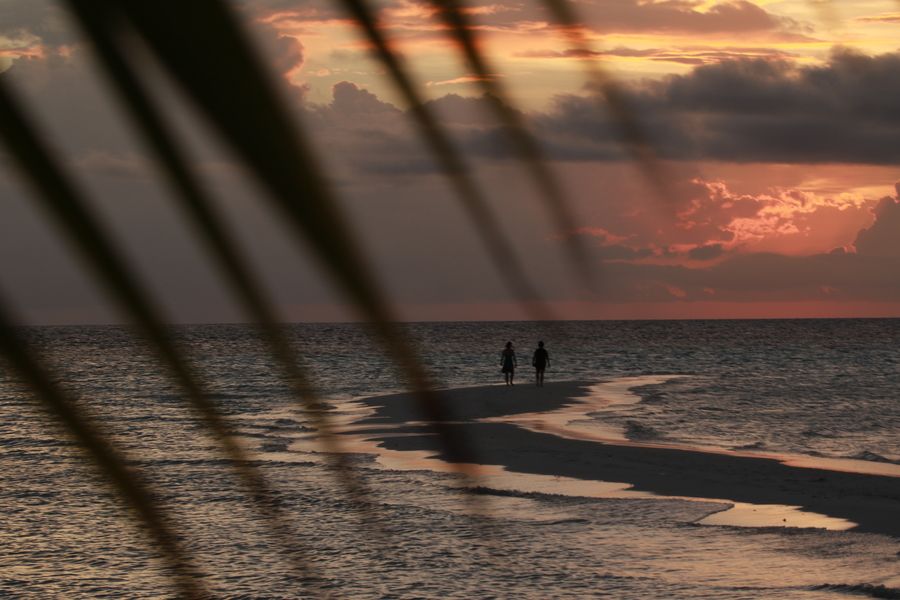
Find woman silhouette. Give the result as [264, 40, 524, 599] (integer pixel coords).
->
[500, 341, 517, 386]
[532, 341, 549, 387]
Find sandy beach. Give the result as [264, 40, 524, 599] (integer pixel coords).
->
[352, 380, 900, 538]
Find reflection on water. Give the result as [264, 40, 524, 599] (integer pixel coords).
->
[701, 502, 854, 531]
[233, 405, 898, 599]
[473, 377, 886, 531]
[483, 375, 685, 442]
[3, 323, 900, 598]
[308, 384, 861, 533]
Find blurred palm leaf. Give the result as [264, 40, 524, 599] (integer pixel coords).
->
[107, 0, 478, 466]
[338, 0, 555, 320]
[62, 0, 379, 513]
[425, 0, 594, 284]
[0, 300, 207, 599]
[0, 0, 665, 594]
[539, 0, 669, 199]
[0, 76, 322, 582]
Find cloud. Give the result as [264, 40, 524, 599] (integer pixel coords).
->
[297, 73, 883, 252]
[250, 21, 305, 77]
[515, 46, 796, 66]
[426, 75, 497, 87]
[614, 251, 900, 303]
[688, 243, 726, 260]
[0, 0, 75, 52]
[853, 185, 900, 257]
[567, 228, 654, 260]
[3, 16, 900, 321]
[446, 0, 795, 35]
[239, 0, 798, 46]
[236, 0, 346, 25]
[856, 12, 900, 24]
[308, 82, 440, 177]
[328, 81, 400, 117]
[578, 184, 900, 304]
[528, 48, 900, 165]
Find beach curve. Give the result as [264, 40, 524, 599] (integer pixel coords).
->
[347, 379, 900, 538]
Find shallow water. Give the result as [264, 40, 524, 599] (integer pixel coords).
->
[1, 320, 899, 597]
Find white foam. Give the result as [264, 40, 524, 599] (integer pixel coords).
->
[241, 379, 868, 532]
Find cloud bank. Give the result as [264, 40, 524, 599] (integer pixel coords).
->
[2, 4, 900, 322]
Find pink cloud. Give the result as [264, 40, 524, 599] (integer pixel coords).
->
[426, 74, 497, 87]
[515, 46, 796, 66]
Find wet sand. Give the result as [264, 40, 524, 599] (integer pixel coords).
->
[351, 380, 900, 537]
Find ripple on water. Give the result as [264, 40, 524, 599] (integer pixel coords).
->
[3, 323, 900, 598]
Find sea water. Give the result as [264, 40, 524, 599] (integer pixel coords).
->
[1, 319, 898, 598]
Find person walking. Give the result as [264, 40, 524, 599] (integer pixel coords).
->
[500, 341, 517, 386]
[532, 341, 549, 387]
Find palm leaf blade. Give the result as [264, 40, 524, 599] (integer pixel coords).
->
[427, 0, 593, 284]
[339, 0, 555, 320]
[111, 0, 479, 467]
[539, 0, 669, 199]
[0, 300, 207, 599]
[0, 76, 323, 583]
[63, 0, 381, 516]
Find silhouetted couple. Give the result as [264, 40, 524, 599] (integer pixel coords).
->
[500, 341, 550, 386]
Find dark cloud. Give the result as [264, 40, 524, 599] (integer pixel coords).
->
[580, 250, 900, 304]
[423, 93, 500, 126]
[688, 243, 726, 260]
[250, 21, 305, 77]
[4, 14, 900, 321]
[305, 82, 441, 178]
[529, 48, 900, 165]
[329, 81, 399, 117]
[293, 50, 900, 171]
[568, 229, 655, 261]
[584, 186, 900, 303]
[853, 185, 900, 257]
[0, 0, 75, 49]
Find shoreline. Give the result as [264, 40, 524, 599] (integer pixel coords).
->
[350, 380, 900, 538]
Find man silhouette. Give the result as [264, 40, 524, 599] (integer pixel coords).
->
[532, 341, 549, 387]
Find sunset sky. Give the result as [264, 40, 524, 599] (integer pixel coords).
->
[1, 0, 900, 322]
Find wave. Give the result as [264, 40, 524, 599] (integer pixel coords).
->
[533, 518, 591, 526]
[801, 429, 838, 438]
[732, 441, 766, 451]
[845, 451, 900, 465]
[465, 486, 568, 500]
[624, 421, 662, 441]
[811, 583, 900, 599]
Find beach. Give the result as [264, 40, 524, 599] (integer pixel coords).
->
[4, 321, 900, 598]
[352, 380, 900, 538]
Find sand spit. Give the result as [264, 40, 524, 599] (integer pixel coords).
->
[349, 380, 900, 537]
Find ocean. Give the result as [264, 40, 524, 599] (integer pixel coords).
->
[1, 319, 898, 598]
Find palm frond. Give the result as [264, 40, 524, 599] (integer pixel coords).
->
[108, 0, 479, 467]
[539, 0, 670, 200]
[0, 76, 323, 583]
[338, 0, 555, 320]
[0, 300, 207, 600]
[0, 0, 647, 592]
[62, 0, 382, 520]
[426, 0, 593, 285]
